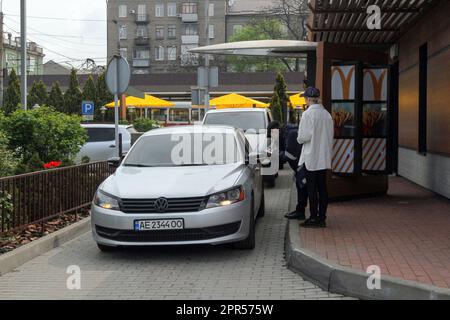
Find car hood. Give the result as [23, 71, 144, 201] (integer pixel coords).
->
[100, 163, 245, 199]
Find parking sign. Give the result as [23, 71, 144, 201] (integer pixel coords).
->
[82, 101, 95, 121]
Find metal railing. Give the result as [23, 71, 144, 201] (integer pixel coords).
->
[0, 162, 115, 234]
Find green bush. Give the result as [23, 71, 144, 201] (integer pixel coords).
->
[0, 106, 87, 172]
[132, 118, 161, 133]
[0, 130, 18, 177]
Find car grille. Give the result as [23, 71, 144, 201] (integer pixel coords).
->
[120, 197, 207, 214]
[95, 222, 241, 242]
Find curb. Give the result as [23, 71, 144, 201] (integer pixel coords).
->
[0, 217, 91, 276]
[284, 183, 450, 300]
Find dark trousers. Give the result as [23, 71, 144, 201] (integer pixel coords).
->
[305, 169, 328, 221]
[289, 159, 308, 214]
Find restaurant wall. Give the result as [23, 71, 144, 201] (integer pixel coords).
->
[397, 1, 450, 199]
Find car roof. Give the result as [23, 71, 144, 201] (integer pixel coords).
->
[205, 108, 269, 114]
[142, 125, 239, 137]
[81, 124, 131, 129]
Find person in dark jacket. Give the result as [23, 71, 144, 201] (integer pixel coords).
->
[284, 120, 308, 220]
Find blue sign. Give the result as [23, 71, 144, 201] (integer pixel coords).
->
[82, 101, 95, 115]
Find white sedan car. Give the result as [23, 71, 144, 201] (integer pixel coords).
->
[75, 124, 136, 163]
[91, 125, 265, 251]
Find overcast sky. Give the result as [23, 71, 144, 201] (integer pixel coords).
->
[2, 0, 107, 68]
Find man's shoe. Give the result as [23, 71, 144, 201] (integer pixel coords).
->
[284, 211, 306, 220]
[318, 220, 327, 228]
[300, 218, 321, 228]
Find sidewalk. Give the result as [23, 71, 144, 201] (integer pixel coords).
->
[286, 175, 450, 299]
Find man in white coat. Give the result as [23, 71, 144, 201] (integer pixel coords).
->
[297, 87, 334, 228]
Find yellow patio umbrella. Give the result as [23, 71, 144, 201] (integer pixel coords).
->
[141, 94, 175, 108]
[105, 95, 174, 108]
[289, 92, 306, 109]
[105, 96, 146, 108]
[210, 93, 269, 109]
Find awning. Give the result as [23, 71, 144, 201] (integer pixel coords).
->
[189, 40, 318, 58]
[307, 0, 440, 45]
[106, 95, 174, 108]
[289, 92, 306, 109]
[210, 93, 269, 109]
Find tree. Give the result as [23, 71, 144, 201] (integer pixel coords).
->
[0, 121, 18, 177]
[1, 106, 87, 167]
[2, 69, 21, 115]
[48, 81, 65, 112]
[273, 73, 289, 125]
[269, 0, 309, 41]
[28, 80, 48, 108]
[96, 72, 114, 121]
[270, 91, 283, 123]
[64, 68, 82, 114]
[227, 18, 294, 72]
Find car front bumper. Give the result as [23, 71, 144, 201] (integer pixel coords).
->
[91, 198, 252, 247]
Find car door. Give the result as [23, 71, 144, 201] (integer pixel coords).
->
[244, 137, 263, 216]
[83, 127, 116, 162]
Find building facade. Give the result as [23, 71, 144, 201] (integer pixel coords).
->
[106, 0, 301, 74]
[107, 0, 227, 74]
[3, 34, 45, 76]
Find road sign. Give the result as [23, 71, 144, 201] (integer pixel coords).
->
[106, 55, 131, 157]
[197, 67, 219, 88]
[191, 87, 207, 106]
[106, 56, 131, 95]
[81, 101, 94, 121]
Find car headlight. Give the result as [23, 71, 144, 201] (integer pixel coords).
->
[206, 186, 245, 209]
[93, 190, 120, 211]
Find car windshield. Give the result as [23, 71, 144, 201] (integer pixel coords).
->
[204, 112, 267, 131]
[86, 128, 115, 142]
[123, 133, 242, 167]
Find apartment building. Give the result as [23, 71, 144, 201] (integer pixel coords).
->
[107, 0, 227, 74]
[3, 34, 45, 76]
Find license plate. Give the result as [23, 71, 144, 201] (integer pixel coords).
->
[134, 219, 184, 231]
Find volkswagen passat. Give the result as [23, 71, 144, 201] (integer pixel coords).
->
[91, 125, 265, 251]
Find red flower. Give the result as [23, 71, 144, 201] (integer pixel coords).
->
[43, 161, 62, 169]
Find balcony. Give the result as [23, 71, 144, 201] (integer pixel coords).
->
[132, 58, 150, 68]
[181, 35, 199, 45]
[134, 36, 150, 46]
[180, 13, 198, 23]
[135, 14, 149, 24]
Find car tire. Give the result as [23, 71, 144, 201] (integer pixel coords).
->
[234, 196, 256, 250]
[257, 187, 265, 218]
[97, 243, 117, 252]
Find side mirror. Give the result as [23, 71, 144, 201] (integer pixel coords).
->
[107, 157, 122, 168]
[267, 121, 280, 138]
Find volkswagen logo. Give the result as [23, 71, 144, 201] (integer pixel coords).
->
[154, 198, 169, 213]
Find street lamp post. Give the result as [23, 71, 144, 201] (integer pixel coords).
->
[20, 0, 27, 110]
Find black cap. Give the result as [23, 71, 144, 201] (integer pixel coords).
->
[302, 87, 321, 98]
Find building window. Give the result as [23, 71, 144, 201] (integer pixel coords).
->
[209, 25, 215, 39]
[418, 43, 428, 154]
[233, 25, 243, 35]
[134, 48, 150, 59]
[136, 26, 147, 37]
[156, 26, 165, 40]
[118, 4, 127, 18]
[119, 47, 128, 58]
[209, 3, 214, 17]
[119, 25, 128, 40]
[155, 3, 164, 17]
[155, 46, 165, 61]
[168, 25, 177, 39]
[184, 24, 198, 35]
[167, 2, 177, 17]
[137, 4, 147, 21]
[182, 2, 197, 14]
[168, 46, 177, 61]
